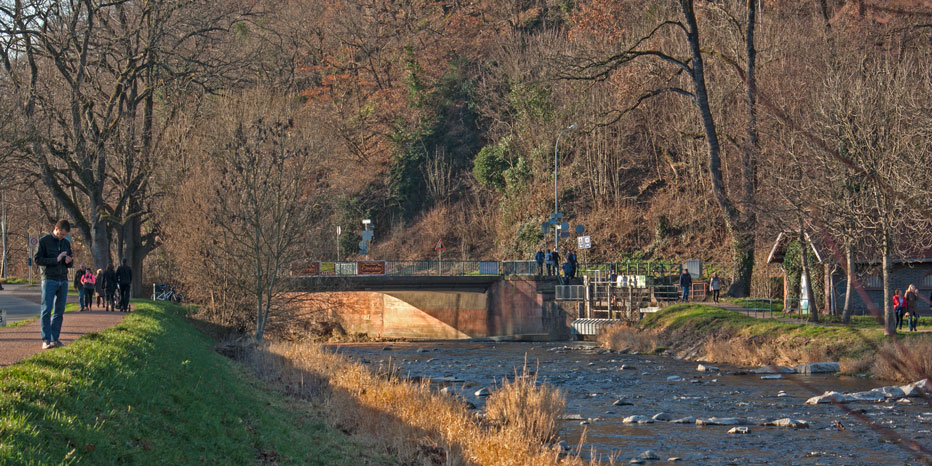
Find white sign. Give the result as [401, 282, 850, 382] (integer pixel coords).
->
[28, 236, 38, 249]
[577, 236, 591, 249]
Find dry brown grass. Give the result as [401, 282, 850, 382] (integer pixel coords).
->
[243, 341, 597, 466]
[703, 336, 835, 367]
[485, 364, 566, 445]
[871, 337, 932, 383]
[597, 323, 661, 353]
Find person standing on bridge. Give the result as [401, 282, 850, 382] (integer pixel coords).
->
[567, 251, 578, 279]
[545, 249, 554, 276]
[552, 250, 561, 278]
[679, 268, 692, 302]
[535, 248, 545, 276]
[35, 219, 74, 349]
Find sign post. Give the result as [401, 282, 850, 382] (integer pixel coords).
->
[434, 239, 445, 265]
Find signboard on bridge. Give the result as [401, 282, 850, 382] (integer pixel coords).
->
[291, 262, 320, 276]
[577, 236, 591, 249]
[358, 261, 386, 275]
[319, 262, 335, 274]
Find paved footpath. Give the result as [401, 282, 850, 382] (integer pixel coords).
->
[0, 284, 125, 367]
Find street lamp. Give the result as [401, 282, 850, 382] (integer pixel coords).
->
[554, 123, 577, 252]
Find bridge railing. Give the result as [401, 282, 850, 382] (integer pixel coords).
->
[293, 260, 535, 278]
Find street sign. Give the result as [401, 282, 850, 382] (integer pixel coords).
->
[575, 224, 585, 235]
[434, 239, 445, 251]
[361, 230, 374, 241]
[28, 236, 38, 249]
[577, 236, 591, 249]
[27, 227, 36, 236]
[541, 221, 550, 234]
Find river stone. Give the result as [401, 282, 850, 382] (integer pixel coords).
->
[622, 415, 653, 424]
[613, 399, 634, 406]
[474, 388, 491, 397]
[760, 374, 783, 380]
[697, 364, 719, 372]
[629, 459, 644, 464]
[696, 417, 742, 426]
[750, 365, 796, 374]
[638, 450, 660, 460]
[877, 386, 906, 399]
[728, 426, 750, 434]
[805, 391, 847, 404]
[777, 391, 789, 397]
[901, 379, 932, 397]
[620, 365, 636, 370]
[795, 362, 841, 375]
[560, 414, 584, 420]
[670, 417, 695, 424]
[668, 458, 682, 462]
[769, 418, 810, 428]
[845, 391, 885, 402]
[667, 375, 683, 382]
[417, 348, 429, 353]
[382, 346, 392, 351]
[652, 412, 673, 421]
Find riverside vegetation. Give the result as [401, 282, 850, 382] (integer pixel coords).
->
[598, 304, 932, 382]
[0, 300, 601, 465]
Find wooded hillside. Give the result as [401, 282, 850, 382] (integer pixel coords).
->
[2, 0, 931, 313]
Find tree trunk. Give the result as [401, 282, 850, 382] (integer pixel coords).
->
[842, 242, 854, 323]
[882, 241, 895, 336]
[680, 0, 754, 297]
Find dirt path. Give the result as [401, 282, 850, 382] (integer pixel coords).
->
[1, 283, 126, 367]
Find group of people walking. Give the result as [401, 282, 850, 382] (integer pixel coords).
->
[35, 219, 134, 350]
[893, 285, 928, 332]
[73, 260, 133, 313]
[534, 248, 578, 279]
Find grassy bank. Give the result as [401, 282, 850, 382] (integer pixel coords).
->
[0, 301, 384, 465]
[600, 304, 931, 381]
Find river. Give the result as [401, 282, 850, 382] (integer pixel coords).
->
[326, 341, 932, 465]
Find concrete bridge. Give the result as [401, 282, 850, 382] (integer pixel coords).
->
[289, 261, 578, 340]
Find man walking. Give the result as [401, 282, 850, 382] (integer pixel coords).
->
[34, 220, 74, 349]
[679, 267, 692, 302]
[116, 259, 133, 312]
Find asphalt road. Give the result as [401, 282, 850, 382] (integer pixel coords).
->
[0, 283, 79, 325]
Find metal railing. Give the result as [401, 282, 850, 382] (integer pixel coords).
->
[293, 260, 518, 278]
[744, 298, 776, 318]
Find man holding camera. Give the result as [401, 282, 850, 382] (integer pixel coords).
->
[34, 220, 74, 349]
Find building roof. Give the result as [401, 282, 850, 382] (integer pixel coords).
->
[766, 231, 825, 265]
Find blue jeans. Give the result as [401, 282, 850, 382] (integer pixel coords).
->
[78, 287, 86, 309]
[681, 286, 690, 302]
[41, 279, 69, 342]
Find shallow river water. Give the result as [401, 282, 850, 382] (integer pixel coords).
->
[327, 341, 932, 465]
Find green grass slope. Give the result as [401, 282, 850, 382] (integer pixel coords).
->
[0, 301, 387, 465]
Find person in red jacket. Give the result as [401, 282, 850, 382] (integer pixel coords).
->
[893, 289, 905, 331]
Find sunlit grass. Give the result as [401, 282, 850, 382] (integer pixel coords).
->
[0, 301, 384, 465]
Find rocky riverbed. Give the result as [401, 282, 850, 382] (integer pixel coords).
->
[326, 341, 932, 465]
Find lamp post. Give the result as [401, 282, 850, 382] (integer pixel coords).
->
[554, 123, 577, 253]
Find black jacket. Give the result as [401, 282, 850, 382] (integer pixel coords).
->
[73, 269, 85, 290]
[679, 272, 692, 288]
[34, 234, 73, 281]
[102, 270, 117, 292]
[116, 264, 133, 285]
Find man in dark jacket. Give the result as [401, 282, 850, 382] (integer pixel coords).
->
[102, 264, 117, 312]
[679, 268, 693, 302]
[534, 249, 544, 276]
[34, 219, 74, 349]
[116, 259, 133, 312]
